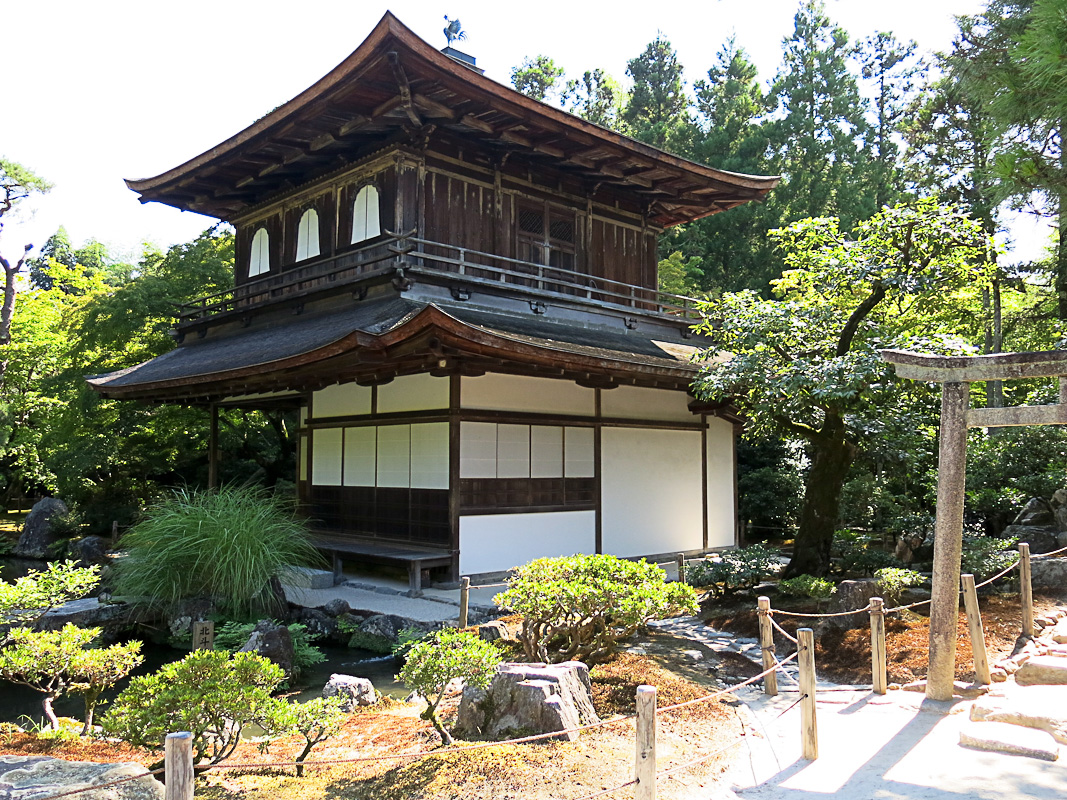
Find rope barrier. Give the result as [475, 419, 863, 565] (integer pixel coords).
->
[768, 615, 800, 645]
[1029, 542, 1067, 560]
[655, 651, 800, 715]
[772, 602, 873, 619]
[569, 777, 639, 800]
[33, 767, 165, 800]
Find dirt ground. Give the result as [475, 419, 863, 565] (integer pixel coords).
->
[0, 652, 742, 800]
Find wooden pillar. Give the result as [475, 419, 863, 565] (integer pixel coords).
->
[1020, 543, 1034, 638]
[961, 574, 991, 685]
[207, 404, 219, 490]
[927, 381, 969, 702]
[869, 597, 887, 695]
[165, 732, 194, 800]
[459, 576, 471, 628]
[757, 596, 778, 697]
[798, 628, 817, 761]
[635, 685, 657, 800]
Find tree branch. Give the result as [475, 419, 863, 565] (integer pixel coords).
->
[836, 283, 887, 357]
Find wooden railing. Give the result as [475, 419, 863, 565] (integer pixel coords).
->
[177, 232, 703, 324]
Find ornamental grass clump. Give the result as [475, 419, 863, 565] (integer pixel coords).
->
[112, 486, 323, 618]
[494, 554, 698, 664]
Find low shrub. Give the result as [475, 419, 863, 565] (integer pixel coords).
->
[0, 561, 100, 627]
[873, 568, 926, 604]
[777, 574, 836, 601]
[392, 626, 428, 662]
[103, 649, 285, 765]
[494, 554, 698, 663]
[962, 531, 1018, 580]
[833, 530, 902, 576]
[260, 696, 347, 777]
[686, 544, 780, 597]
[399, 628, 501, 745]
[213, 620, 325, 677]
[111, 486, 324, 618]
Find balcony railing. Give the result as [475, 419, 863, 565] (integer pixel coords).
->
[177, 232, 703, 324]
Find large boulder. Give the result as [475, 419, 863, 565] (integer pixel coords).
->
[1001, 525, 1060, 554]
[238, 620, 295, 677]
[69, 535, 110, 567]
[1013, 497, 1055, 528]
[323, 673, 378, 710]
[164, 597, 217, 641]
[294, 608, 339, 641]
[455, 661, 600, 742]
[35, 598, 132, 641]
[15, 498, 69, 559]
[1032, 557, 1067, 592]
[826, 578, 881, 629]
[0, 755, 163, 799]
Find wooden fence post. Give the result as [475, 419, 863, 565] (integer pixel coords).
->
[757, 596, 778, 697]
[675, 553, 686, 585]
[798, 628, 818, 761]
[869, 597, 886, 695]
[1020, 543, 1034, 638]
[635, 685, 657, 800]
[165, 731, 194, 800]
[459, 577, 471, 629]
[961, 573, 991, 685]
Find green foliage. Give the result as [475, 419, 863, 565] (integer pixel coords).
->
[686, 545, 781, 598]
[495, 554, 697, 664]
[392, 626, 428, 661]
[777, 574, 836, 600]
[0, 624, 142, 731]
[111, 485, 322, 618]
[103, 649, 285, 764]
[260, 696, 347, 777]
[736, 436, 802, 538]
[562, 69, 626, 128]
[873, 567, 926, 604]
[961, 531, 1019, 580]
[966, 427, 1067, 533]
[511, 55, 565, 102]
[213, 620, 325, 677]
[0, 560, 99, 626]
[833, 530, 902, 576]
[399, 628, 501, 745]
[623, 35, 691, 149]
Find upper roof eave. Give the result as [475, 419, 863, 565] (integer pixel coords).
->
[125, 12, 778, 219]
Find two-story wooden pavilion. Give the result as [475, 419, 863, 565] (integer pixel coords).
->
[90, 13, 778, 591]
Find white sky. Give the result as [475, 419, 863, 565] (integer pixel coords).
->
[2, 0, 1052, 266]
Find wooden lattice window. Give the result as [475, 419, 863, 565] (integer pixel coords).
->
[515, 203, 576, 271]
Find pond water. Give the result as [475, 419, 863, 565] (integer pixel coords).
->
[0, 639, 407, 730]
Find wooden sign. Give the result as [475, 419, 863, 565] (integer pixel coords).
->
[192, 620, 215, 651]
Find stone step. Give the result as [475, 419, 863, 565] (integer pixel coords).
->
[1015, 656, 1067, 686]
[971, 685, 1067, 743]
[959, 720, 1059, 761]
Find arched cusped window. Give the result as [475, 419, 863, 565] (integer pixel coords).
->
[351, 185, 381, 244]
[295, 208, 321, 261]
[249, 227, 270, 277]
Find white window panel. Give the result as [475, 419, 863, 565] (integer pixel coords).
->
[497, 424, 531, 479]
[460, 421, 497, 478]
[376, 424, 411, 488]
[342, 426, 376, 487]
[352, 185, 381, 244]
[313, 383, 372, 418]
[249, 227, 269, 276]
[295, 208, 320, 261]
[565, 426, 595, 478]
[410, 422, 449, 489]
[311, 428, 343, 486]
[531, 426, 563, 478]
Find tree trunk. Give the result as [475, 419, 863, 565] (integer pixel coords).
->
[42, 693, 60, 731]
[784, 420, 857, 578]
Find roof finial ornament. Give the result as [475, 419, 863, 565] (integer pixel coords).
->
[443, 16, 467, 47]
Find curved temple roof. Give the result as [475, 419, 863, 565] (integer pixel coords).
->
[126, 13, 778, 227]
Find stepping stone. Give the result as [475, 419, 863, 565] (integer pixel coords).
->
[970, 685, 1067, 743]
[1016, 656, 1067, 685]
[960, 721, 1059, 761]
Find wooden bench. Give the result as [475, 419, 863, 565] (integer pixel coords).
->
[310, 534, 453, 596]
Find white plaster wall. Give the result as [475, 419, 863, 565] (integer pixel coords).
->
[600, 385, 696, 423]
[461, 374, 595, 416]
[706, 417, 737, 548]
[377, 374, 449, 413]
[459, 511, 597, 575]
[601, 428, 703, 557]
[410, 422, 449, 489]
[342, 426, 376, 487]
[376, 425, 411, 487]
[311, 428, 343, 485]
[313, 384, 372, 418]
